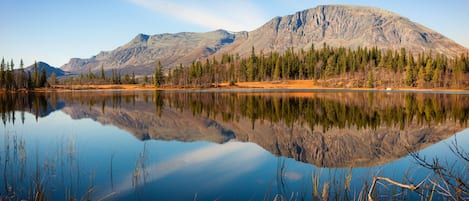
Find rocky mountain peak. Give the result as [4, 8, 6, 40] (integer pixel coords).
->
[221, 4, 467, 57]
[129, 33, 150, 45]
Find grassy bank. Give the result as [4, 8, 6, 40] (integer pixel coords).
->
[7, 80, 468, 93]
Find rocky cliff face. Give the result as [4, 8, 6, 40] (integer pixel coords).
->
[60, 5, 468, 75]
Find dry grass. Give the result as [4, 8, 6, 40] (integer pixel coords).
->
[33, 80, 469, 92]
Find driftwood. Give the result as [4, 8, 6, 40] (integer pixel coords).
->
[368, 176, 422, 201]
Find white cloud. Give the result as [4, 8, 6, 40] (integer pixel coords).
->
[129, 0, 267, 31]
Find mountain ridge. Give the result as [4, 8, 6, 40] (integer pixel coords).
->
[61, 30, 238, 73]
[60, 5, 468, 75]
[218, 5, 467, 58]
[25, 61, 69, 77]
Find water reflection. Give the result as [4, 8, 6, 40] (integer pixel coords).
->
[1, 91, 468, 168]
[1, 91, 469, 200]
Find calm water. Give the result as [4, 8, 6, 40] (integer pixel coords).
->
[1, 90, 468, 200]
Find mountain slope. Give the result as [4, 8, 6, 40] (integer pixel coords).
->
[219, 5, 467, 58]
[61, 30, 237, 73]
[61, 5, 468, 74]
[25, 61, 68, 77]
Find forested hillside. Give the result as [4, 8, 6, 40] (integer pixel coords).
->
[165, 44, 469, 88]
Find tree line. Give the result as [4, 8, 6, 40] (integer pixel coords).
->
[163, 44, 468, 88]
[60, 65, 141, 86]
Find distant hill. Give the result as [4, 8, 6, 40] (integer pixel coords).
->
[61, 30, 237, 74]
[60, 5, 468, 75]
[25, 61, 68, 77]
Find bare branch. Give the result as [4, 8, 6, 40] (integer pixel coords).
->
[449, 138, 469, 162]
[368, 176, 420, 201]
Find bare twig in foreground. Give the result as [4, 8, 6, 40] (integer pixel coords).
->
[368, 176, 421, 201]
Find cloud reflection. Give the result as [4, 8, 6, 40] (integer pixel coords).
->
[102, 141, 268, 198]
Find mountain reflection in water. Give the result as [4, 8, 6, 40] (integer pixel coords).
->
[1, 91, 467, 168]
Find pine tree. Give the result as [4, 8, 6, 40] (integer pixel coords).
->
[87, 68, 94, 80]
[325, 56, 336, 78]
[451, 55, 465, 88]
[397, 48, 406, 73]
[273, 57, 281, 80]
[10, 59, 14, 70]
[5, 60, 12, 90]
[9, 59, 16, 90]
[131, 72, 136, 84]
[33, 61, 39, 88]
[18, 59, 25, 89]
[49, 72, 57, 85]
[417, 66, 426, 88]
[39, 67, 47, 87]
[0, 58, 4, 88]
[79, 73, 84, 85]
[100, 65, 105, 80]
[384, 50, 393, 71]
[424, 59, 434, 82]
[27, 72, 33, 89]
[247, 46, 257, 81]
[154, 61, 163, 88]
[405, 55, 416, 86]
[367, 70, 374, 88]
[229, 63, 236, 84]
[432, 67, 442, 87]
[117, 70, 121, 84]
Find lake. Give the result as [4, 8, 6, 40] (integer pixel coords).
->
[1, 90, 468, 200]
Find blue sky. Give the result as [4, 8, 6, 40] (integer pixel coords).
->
[1, 0, 468, 67]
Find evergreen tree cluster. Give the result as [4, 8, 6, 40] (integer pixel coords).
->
[0, 59, 48, 91]
[63, 66, 140, 85]
[162, 44, 469, 88]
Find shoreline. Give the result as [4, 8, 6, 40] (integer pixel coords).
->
[1, 80, 469, 93]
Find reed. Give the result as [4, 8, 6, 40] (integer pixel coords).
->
[0, 133, 99, 201]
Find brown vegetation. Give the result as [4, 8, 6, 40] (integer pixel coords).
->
[33, 79, 469, 93]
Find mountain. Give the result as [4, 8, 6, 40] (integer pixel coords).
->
[25, 61, 69, 77]
[218, 5, 468, 58]
[61, 30, 237, 74]
[61, 5, 468, 74]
